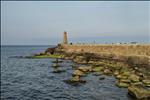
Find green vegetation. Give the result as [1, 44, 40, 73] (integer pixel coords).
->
[32, 54, 65, 59]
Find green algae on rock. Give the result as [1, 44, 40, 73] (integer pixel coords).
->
[32, 54, 65, 59]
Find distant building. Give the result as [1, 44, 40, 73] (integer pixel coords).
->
[116, 43, 122, 44]
[130, 42, 138, 44]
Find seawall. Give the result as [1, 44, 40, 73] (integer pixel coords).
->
[61, 44, 150, 56]
[60, 44, 150, 67]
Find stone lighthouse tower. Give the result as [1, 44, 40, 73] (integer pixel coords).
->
[63, 31, 68, 44]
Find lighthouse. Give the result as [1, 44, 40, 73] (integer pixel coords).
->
[63, 31, 68, 44]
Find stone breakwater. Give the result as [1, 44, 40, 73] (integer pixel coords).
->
[60, 44, 150, 68]
[61, 44, 150, 55]
[32, 44, 150, 99]
[54, 44, 150, 99]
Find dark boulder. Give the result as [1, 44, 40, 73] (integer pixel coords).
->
[45, 47, 57, 54]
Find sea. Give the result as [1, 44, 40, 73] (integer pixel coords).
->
[1, 45, 133, 100]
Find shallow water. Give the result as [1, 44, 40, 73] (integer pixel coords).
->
[1, 45, 133, 100]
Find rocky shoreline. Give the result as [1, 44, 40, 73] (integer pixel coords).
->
[32, 45, 150, 100]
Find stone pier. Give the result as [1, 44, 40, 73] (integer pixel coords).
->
[60, 44, 150, 67]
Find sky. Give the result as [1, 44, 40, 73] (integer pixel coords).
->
[1, 1, 150, 45]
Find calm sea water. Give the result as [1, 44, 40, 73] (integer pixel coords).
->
[1, 45, 133, 100]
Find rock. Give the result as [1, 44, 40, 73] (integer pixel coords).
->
[92, 61, 106, 67]
[64, 76, 86, 86]
[92, 72, 102, 76]
[122, 71, 131, 77]
[24, 56, 33, 59]
[116, 81, 129, 88]
[78, 66, 92, 72]
[103, 69, 112, 75]
[107, 63, 115, 68]
[32, 53, 64, 59]
[127, 55, 149, 67]
[99, 76, 105, 80]
[83, 53, 93, 63]
[137, 72, 144, 77]
[88, 61, 95, 64]
[92, 67, 103, 72]
[116, 74, 128, 79]
[132, 82, 143, 86]
[45, 47, 56, 54]
[64, 57, 71, 60]
[128, 85, 150, 99]
[71, 65, 78, 69]
[120, 79, 131, 83]
[131, 70, 136, 73]
[142, 80, 150, 87]
[68, 56, 73, 60]
[52, 63, 60, 67]
[34, 52, 45, 56]
[74, 56, 84, 62]
[134, 67, 138, 70]
[52, 61, 63, 63]
[52, 69, 66, 73]
[114, 70, 119, 76]
[119, 67, 129, 74]
[116, 75, 122, 79]
[97, 61, 106, 66]
[79, 60, 87, 64]
[128, 74, 140, 82]
[66, 49, 75, 53]
[52, 58, 63, 63]
[73, 70, 84, 76]
[73, 57, 87, 64]
[71, 76, 80, 82]
[112, 65, 122, 70]
[142, 80, 150, 84]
